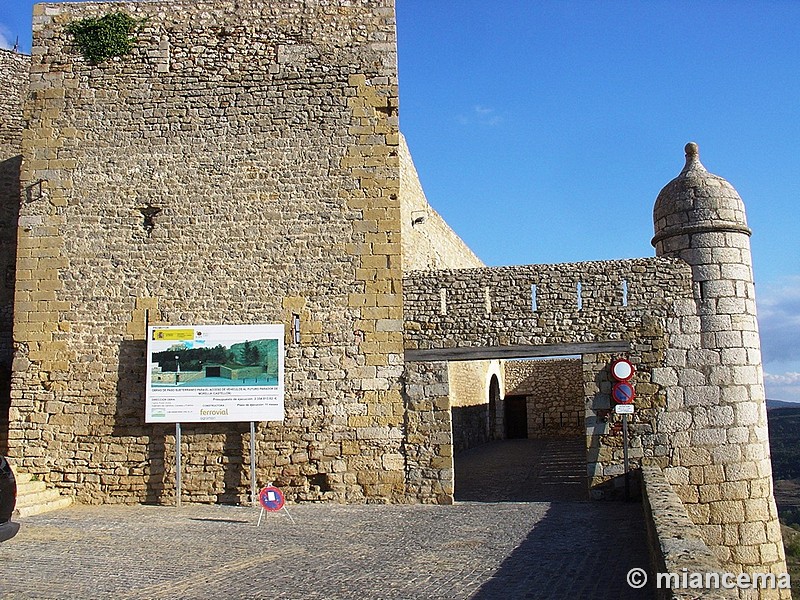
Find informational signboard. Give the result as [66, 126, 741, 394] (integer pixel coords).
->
[615, 404, 634, 415]
[146, 324, 284, 423]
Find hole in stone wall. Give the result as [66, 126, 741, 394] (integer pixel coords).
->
[577, 282, 583, 311]
[439, 288, 447, 316]
[139, 205, 162, 236]
[309, 473, 332, 493]
[621, 279, 628, 307]
[531, 284, 538, 312]
[375, 104, 396, 117]
[484, 287, 491, 316]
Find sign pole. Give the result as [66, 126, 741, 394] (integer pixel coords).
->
[250, 421, 257, 506]
[176, 422, 182, 508]
[622, 414, 630, 501]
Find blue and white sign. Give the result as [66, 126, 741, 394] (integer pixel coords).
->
[146, 324, 285, 423]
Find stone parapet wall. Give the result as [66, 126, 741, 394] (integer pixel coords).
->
[642, 466, 738, 600]
[404, 257, 693, 350]
[404, 257, 697, 496]
[0, 49, 30, 452]
[10, 0, 404, 504]
[505, 358, 582, 437]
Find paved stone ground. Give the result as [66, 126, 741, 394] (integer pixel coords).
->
[455, 437, 588, 502]
[1, 441, 654, 599]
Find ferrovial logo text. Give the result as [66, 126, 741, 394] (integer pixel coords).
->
[626, 568, 791, 591]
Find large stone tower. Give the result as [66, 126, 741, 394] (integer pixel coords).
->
[653, 143, 788, 592]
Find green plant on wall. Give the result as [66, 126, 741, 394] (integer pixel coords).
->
[65, 12, 142, 64]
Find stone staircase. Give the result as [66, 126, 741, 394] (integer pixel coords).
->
[11, 468, 74, 518]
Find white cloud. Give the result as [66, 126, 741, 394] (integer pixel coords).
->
[757, 275, 800, 364]
[764, 372, 800, 385]
[456, 105, 504, 127]
[0, 25, 13, 51]
[764, 373, 800, 402]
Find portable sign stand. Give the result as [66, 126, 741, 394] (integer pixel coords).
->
[257, 484, 295, 526]
[610, 358, 636, 501]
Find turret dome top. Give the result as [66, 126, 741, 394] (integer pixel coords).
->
[652, 142, 751, 249]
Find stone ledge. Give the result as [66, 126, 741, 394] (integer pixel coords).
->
[641, 465, 737, 600]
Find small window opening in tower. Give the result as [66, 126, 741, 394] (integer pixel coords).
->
[621, 279, 629, 307]
[439, 288, 447, 316]
[577, 282, 583, 311]
[531, 284, 538, 312]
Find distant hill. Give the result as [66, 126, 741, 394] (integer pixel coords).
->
[768, 399, 800, 411]
[767, 406, 800, 480]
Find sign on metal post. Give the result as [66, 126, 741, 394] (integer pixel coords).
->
[610, 358, 635, 501]
[257, 485, 295, 526]
[612, 381, 636, 404]
[611, 358, 634, 381]
[145, 324, 285, 507]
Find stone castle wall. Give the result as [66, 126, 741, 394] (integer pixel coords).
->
[0, 49, 30, 452]
[504, 358, 583, 437]
[399, 135, 482, 272]
[399, 132, 498, 455]
[10, 0, 407, 504]
[404, 257, 697, 494]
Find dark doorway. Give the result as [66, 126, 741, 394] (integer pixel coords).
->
[505, 395, 528, 439]
[488, 375, 500, 440]
[205, 366, 221, 377]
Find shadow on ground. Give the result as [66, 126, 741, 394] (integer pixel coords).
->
[470, 500, 654, 599]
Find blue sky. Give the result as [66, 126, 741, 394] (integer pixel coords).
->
[2, 1, 799, 401]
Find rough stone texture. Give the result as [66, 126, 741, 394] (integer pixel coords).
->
[402, 361, 454, 504]
[642, 466, 738, 600]
[11, 0, 405, 505]
[399, 132, 498, 457]
[448, 359, 502, 453]
[2, 3, 788, 594]
[404, 257, 695, 496]
[651, 143, 788, 595]
[0, 49, 30, 452]
[504, 358, 583, 437]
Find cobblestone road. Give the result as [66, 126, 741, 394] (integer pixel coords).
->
[1, 441, 654, 599]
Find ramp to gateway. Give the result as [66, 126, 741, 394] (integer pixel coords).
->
[455, 438, 588, 502]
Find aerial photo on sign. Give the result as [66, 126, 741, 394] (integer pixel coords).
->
[146, 324, 285, 423]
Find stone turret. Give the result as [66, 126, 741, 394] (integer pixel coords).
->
[653, 143, 788, 595]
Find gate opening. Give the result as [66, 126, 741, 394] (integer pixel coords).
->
[452, 356, 587, 502]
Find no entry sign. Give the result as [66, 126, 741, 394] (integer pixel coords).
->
[611, 358, 634, 381]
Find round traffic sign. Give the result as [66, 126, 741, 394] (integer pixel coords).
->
[258, 486, 285, 511]
[612, 381, 636, 404]
[611, 358, 634, 381]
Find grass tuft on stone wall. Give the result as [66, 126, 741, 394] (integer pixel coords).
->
[65, 12, 142, 65]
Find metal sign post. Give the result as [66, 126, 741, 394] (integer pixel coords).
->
[611, 358, 635, 502]
[622, 414, 630, 501]
[175, 422, 182, 508]
[250, 421, 257, 506]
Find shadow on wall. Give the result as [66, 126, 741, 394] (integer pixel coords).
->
[469, 501, 654, 599]
[115, 340, 250, 505]
[0, 156, 22, 455]
[452, 404, 490, 454]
